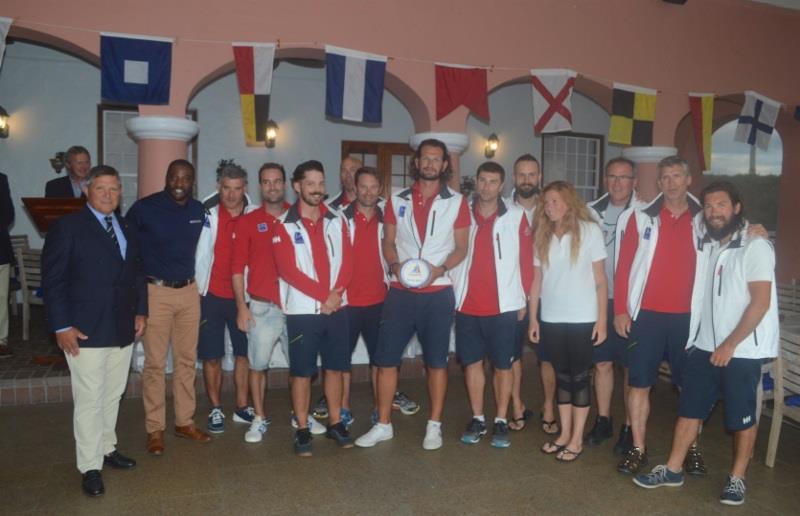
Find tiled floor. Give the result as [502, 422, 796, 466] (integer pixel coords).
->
[2, 365, 799, 515]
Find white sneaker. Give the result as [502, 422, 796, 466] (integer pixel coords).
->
[245, 417, 271, 443]
[423, 421, 443, 450]
[355, 423, 394, 448]
[291, 414, 327, 435]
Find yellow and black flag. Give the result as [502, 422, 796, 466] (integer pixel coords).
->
[609, 83, 656, 146]
[232, 42, 276, 146]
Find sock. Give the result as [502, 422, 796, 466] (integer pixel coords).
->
[473, 415, 485, 423]
[377, 422, 392, 430]
[427, 420, 442, 428]
[494, 417, 507, 424]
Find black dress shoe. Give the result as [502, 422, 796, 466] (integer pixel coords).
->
[104, 450, 137, 469]
[81, 470, 105, 497]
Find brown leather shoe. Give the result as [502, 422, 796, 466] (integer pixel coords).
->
[146, 431, 164, 456]
[174, 425, 212, 443]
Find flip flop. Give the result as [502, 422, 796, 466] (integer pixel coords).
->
[509, 408, 534, 431]
[540, 412, 560, 435]
[556, 448, 582, 463]
[540, 441, 567, 455]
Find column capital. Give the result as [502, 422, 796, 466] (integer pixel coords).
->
[622, 146, 678, 164]
[125, 116, 199, 142]
[410, 132, 469, 154]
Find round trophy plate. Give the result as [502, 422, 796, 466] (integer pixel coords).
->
[399, 258, 432, 289]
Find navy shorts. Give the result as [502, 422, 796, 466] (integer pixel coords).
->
[345, 303, 383, 365]
[678, 348, 761, 431]
[373, 287, 455, 369]
[456, 311, 518, 370]
[197, 293, 248, 361]
[286, 310, 350, 378]
[593, 299, 627, 366]
[627, 310, 690, 388]
[518, 309, 549, 363]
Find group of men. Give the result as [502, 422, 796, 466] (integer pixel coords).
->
[41, 139, 778, 507]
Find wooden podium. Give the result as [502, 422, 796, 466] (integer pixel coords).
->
[21, 197, 85, 233]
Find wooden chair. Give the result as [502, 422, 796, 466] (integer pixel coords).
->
[765, 327, 800, 467]
[8, 234, 30, 316]
[14, 247, 43, 341]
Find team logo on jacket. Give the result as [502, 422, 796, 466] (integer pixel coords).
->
[257, 223, 268, 233]
[643, 227, 651, 240]
[399, 206, 406, 217]
[294, 232, 304, 244]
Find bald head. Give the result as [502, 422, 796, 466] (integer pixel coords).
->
[340, 156, 362, 198]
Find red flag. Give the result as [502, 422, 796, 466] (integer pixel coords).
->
[435, 64, 489, 121]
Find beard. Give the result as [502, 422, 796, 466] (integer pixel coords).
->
[705, 215, 742, 241]
[516, 185, 540, 199]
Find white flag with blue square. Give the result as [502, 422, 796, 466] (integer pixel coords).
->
[325, 45, 387, 123]
[101, 32, 173, 105]
[735, 90, 781, 151]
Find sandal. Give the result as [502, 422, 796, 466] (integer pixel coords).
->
[540, 441, 567, 455]
[509, 408, 534, 431]
[540, 412, 560, 435]
[556, 448, 582, 463]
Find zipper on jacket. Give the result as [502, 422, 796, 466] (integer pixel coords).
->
[753, 327, 759, 347]
[495, 233, 503, 260]
[327, 234, 335, 258]
[430, 210, 437, 236]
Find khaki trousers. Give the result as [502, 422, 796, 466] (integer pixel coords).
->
[66, 345, 133, 473]
[142, 283, 201, 433]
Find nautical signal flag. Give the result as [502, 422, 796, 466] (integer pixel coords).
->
[0, 17, 12, 70]
[232, 42, 276, 146]
[735, 90, 781, 152]
[530, 69, 577, 134]
[435, 64, 490, 121]
[689, 93, 714, 173]
[100, 32, 173, 105]
[609, 83, 657, 146]
[325, 45, 387, 123]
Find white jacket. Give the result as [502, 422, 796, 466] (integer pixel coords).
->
[276, 204, 349, 315]
[195, 193, 257, 297]
[452, 198, 527, 313]
[588, 192, 649, 274]
[687, 220, 779, 359]
[618, 193, 704, 320]
[390, 183, 464, 287]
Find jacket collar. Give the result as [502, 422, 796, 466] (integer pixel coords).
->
[398, 181, 453, 201]
[469, 196, 508, 219]
[343, 201, 384, 223]
[284, 201, 336, 224]
[643, 192, 701, 219]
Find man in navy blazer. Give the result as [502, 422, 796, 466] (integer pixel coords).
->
[44, 146, 91, 198]
[42, 165, 147, 497]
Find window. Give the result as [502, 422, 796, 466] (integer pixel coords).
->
[706, 120, 782, 231]
[98, 105, 198, 212]
[341, 141, 414, 196]
[541, 133, 604, 202]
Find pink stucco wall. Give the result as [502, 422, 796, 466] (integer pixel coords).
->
[5, 0, 799, 279]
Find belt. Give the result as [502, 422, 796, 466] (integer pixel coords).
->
[147, 277, 195, 289]
[249, 295, 278, 305]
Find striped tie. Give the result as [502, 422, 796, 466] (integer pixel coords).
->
[104, 215, 121, 254]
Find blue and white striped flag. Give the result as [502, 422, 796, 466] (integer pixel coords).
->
[101, 32, 173, 105]
[0, 17, 12, 71]
[325, 45, 387, 123]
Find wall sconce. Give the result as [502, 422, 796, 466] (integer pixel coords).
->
[265, 120, 278, 148]
[484, 133, 499, 158]
[50, 151, 66, 174]
[0, 106, 9, 139]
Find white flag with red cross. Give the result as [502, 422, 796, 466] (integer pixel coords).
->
[530, 69, 577, 134]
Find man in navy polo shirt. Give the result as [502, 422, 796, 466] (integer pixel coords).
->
[356, 138, 470, 451]
[452, 162, 533, 449]
[126, 159, 211, 455]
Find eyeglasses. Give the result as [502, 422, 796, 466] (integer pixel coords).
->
[607, 175, 634, 182]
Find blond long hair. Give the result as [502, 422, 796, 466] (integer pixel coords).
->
[533, 181, 597, 267]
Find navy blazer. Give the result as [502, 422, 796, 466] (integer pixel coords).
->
[0, 173, 13, 265]
[45, 175, 83, 198]
[42, 206, 148, 348]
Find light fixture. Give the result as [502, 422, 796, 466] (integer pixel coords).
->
[0, 106, 9, 139]
[484, 133, 499, 158]
[265, 120, 278, 148]
[50, 151, 66, 174]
